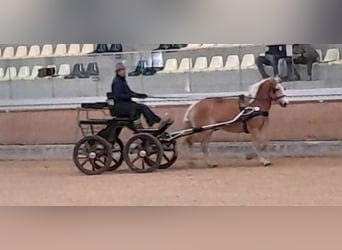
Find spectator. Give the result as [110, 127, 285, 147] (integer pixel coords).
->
[256, 44, 286, 79]
[292, 44, 319, 81]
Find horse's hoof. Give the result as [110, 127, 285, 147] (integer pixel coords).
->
[263, 162, 272, 167]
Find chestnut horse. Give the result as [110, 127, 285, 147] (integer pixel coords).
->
[182, 77, 289, 167]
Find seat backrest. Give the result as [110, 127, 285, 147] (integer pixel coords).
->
[58, 64, 71, 76]
[324, 48, 340, 62]
[241, 54, 256, 69]
[82, 44, 95, 54]
[209, 56, 224, 69]
[16, 46, 28, 58]
[163, 59, 178, 72]
[41, 44, 54, 57]
[68, 44, 81, 55]
[3, 47, 15, 58]
[178, 58, 193, 72]
[193, 57, 208, 71]
[225, 55, 240, 70]
[18, 66, 30, 79]
[6, 67, 17, 80]
[28, 45, 41, 57]
[55, 44, 67, 56]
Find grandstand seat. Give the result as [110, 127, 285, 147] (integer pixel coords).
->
[109, 44, 123, 53]
[323, 48, 340, 63]
[15, 46, 28, 58]
[158, 59, 178, 74]
[177, 58, 193, 73]
[16, 66, 31, 80]
[86, 62, 99, 76]
[28, 45, 41, 57]
[241, 54, 256, 69]
[94, 44, 109, 53]
[193, 57, 208, 72]
[316, 49, 323, 62]
[27, 65, 43, 80]
[0, 48, 2, 57]
[55, 44, 67, 56]
[3, 47, 15, 58]
[41, 44, 54, 57]
[224, 55, 240, 71]
[58, 64, 71, 78]
[65, 64, 89, 79]
[1, 67, 17, 81]
[207, 56, 224, 71]
[68, 44, 81, 55]
[81, 44, 95, 54]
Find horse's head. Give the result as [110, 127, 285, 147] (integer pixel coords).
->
[269, 77, 289, 108]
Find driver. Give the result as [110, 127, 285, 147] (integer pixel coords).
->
[111, 63, 173, 127]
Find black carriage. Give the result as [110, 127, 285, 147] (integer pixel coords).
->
[73, 93, 178, 175]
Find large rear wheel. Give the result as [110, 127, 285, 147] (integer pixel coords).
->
[73, 136, 112, 175]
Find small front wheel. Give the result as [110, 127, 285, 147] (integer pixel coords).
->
[123, 134, 163, 173]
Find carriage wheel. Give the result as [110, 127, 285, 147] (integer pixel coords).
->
[144, 141, 178, 169]
[73, 136, 112, 175]
[123, 134, 163, 173]
[107, 139, 124, 171]
[159, 141, 178, 169]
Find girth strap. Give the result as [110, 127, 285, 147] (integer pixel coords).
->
[240, 110, 269, 134]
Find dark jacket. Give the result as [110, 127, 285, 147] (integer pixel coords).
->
[111, 75, 137, 103]
[265, 44, 287, 58]
[293, 44, 319, 60]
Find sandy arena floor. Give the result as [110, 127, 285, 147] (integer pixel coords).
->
[0, 157, 341, 206]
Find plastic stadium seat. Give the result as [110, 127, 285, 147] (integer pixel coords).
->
[316, 49, 323, 62]
[323, 48, 340, 62]
[181, 44, 201, 50]
[224, 55, 240, 70]
[208, 56, 224, 71]
[27, 65, 43, 80]
[68, 44, 81, 55]
[16, 66, 31, 80]
[0, 48, 2, 57]
[57, 64, 71, 78]
[41, 44, 54, 57]
[193, 57, 208, 72]
[241, 54, 256, 69]
[158, 59, 178, 74]
[28, 45, 41, 57]
[177, 58, 193, 73]
[1, 67, 17, 81]
[86, 62, 99, 76]
[3, 47, 15, 58]
[55, 44, 67, 56]
[15, 46, 28, 58]
[81, 44, 95, 54]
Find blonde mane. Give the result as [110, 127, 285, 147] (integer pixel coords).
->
[247, 79, 268, 101]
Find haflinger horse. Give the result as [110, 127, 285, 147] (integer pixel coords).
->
[182, 77, 289, 167]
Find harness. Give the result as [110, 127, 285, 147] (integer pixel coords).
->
[238, 95, 269, 134]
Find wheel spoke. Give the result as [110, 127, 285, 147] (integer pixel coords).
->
[131, 156, 140, 165]
[163, 153, 170, 162]
[80, 159, 90, 167]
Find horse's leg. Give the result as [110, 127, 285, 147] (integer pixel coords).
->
[201, 131, 217, 168]
[246, 121, 269, 160]
[250, 129, 271, 166]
